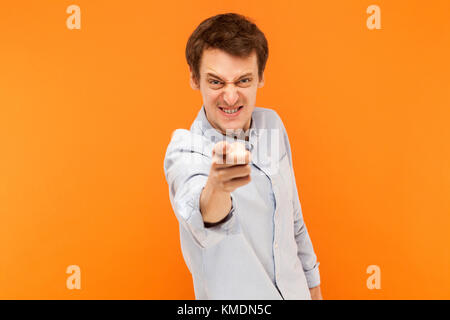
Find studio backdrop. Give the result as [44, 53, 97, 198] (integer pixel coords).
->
[1, 0, 449, 299]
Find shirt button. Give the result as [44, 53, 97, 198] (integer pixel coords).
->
[274, 242, 278, 249]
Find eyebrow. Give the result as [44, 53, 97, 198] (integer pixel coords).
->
[206, 72, 254, 82]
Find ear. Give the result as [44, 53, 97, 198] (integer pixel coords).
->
[189, 67, 200, 90]
[257, 73, 265, 88]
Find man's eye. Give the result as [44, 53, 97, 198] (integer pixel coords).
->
[237, 78, 252, 87]
[238, 78, 252, 85]
[209, 80, 222, 85]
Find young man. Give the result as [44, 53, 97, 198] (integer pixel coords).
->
[164, 13, 322, 300]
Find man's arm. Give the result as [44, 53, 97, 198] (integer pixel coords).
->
[164, 130, 251, 248]
[164, 130, 238, 248]
[200, 141, 251, 224]
[276, 111, 322, 293]
[309, 285, 323, 300]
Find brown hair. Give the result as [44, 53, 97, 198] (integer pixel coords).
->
[185, 13, 269, 83]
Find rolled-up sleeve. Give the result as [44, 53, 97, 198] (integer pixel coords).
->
[277, 115, 321, 289]
[164, 129, 238, 249]
[291, 179, 321, 288]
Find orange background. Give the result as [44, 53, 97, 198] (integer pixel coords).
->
[1, 0, 449, 299]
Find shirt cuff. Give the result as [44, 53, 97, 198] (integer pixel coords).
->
[203, 199, 235, 228]
[304, 262, 321, 289]
[184, 189, 238, 248]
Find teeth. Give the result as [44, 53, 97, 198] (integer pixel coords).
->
[223, 107, 240, 114]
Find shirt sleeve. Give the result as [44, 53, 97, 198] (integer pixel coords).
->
[277, 113, 321, 289]
[164, 129, 239, 249]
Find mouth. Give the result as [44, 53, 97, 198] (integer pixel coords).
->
[218, 105, 244, 117]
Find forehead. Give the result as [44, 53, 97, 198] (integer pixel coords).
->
[200, 48, 258, 79]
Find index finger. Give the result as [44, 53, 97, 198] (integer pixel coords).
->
[212, 141, 231, 157]
[212, 149, 251, 168]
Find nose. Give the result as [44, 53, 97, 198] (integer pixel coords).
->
[222, 85, 239, 107]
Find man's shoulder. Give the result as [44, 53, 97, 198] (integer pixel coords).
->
[163, 128, 213, 179]
[253, 106, 279, 118]
[164, 129, 214, 164]
[166, 128, 211, 151]
[253, 106, 284, 129]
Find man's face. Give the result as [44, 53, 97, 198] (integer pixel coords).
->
[190, 48, 264, 135]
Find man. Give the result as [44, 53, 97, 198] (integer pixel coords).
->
[164, 13, 322, 300]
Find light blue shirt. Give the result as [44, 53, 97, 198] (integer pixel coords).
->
[164, 106, 320, 299]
